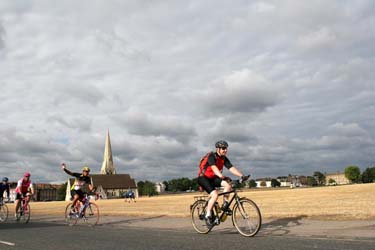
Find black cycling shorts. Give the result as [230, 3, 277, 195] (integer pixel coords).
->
[16, 192, 28, 200]
[197, 176, 223, 194]
[71, 189, 85, 200]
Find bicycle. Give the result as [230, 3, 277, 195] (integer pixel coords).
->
[16, 195, 31, 224]
[0, 198, 9, 223]
[65, 193, 100, 226]
[190, 176, 262, 237]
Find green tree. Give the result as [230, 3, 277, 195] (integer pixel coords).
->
[328, 178, 336, 185]
[362, 167, 375, 183]
[137, 180, 158, 196]
[307, 176, 318, 186]
[162, 181, 169, 191]
[248, 179, 257, 188]
[344, 166, 361, 183]
[313, 171, 326, 185]
[57, 182, 67, 201]
[271, 179, 281, 187]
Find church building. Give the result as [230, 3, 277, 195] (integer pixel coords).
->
[65, 131, 138, 200]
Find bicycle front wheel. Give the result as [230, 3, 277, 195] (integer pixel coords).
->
[191, 200, 211, 234]
[17, 203, 31, 224]
[232, 198, 262, 237]
[65, 203, 78, 226]
[0, 204, 8, 222]
[84, 202, 99, 226]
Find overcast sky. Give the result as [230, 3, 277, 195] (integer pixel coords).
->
[0, 1, 374, 183]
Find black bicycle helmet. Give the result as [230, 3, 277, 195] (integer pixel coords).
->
[2, 177, 9, 182]
[215, 140, 229, 148]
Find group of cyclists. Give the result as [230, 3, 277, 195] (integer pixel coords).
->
[1, 140, 247, 228]
[0, 172, 34, 221]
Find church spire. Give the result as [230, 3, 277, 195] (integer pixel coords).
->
[100, 130, 116, 175]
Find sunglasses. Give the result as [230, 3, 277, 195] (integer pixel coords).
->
[220, 147, 228, 150]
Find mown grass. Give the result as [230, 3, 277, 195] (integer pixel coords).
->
[8, 183, 375, 220]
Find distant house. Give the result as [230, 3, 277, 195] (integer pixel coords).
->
[4, 182, 62, 202]
[35, 183, 62, 201]
[155, 182, 166, 193]
[325, 172, 350, 185]
[255, 178, 272, 188]
[277, 176, 291, 187]
[287, 175, 305, 188]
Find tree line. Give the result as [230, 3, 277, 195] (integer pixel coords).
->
[137, 165, 375, 195]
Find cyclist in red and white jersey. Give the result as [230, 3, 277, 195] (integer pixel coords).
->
[14, 172, 34, 219]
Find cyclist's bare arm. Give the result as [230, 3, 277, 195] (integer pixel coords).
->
[211, 165, 225, 179]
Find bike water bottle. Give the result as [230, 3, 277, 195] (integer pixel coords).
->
[220, 213, 228, 222]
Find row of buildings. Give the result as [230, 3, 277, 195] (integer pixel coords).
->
[255, 172, 350, 188]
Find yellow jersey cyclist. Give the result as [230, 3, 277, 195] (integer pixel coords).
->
[61, 163, 95, 213]
[197, 140, 249, 226]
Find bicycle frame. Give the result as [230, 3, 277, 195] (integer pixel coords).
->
[211, 189, 240, 223]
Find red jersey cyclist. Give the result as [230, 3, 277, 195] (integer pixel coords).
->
[15, 172, 34, 219]
[197, 140, 249, 226]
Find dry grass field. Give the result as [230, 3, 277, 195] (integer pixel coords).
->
[7, 183, 375, 220]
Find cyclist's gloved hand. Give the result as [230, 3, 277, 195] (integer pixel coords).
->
[241, 175, 250, 182]
[222, 176, 232, 182]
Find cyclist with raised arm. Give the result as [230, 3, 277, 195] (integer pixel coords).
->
[197, 140, 249, 226]
[61, 163, 94, 213]
[15, 172, 34, 219]
[0, 177, 10, 203]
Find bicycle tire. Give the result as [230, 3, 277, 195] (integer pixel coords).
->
[191, 200, 212, 234]
[65, 202, 78, 226]
[0, 204, 8, 222]
[232, 198, 262, 237]
[17, 203, 31, 224]
[84, 202, 100, 226]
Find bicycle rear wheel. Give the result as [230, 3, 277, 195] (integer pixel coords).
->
[65, 203, 78, 226]
[191, 200, 212, 234]
[0, 204, 8, 222]
[232, 198, 261, 237]
[83, 202, 99, 226]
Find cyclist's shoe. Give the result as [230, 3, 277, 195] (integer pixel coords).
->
[205, 215, 215, 227]
[222, 202, 232, 215]
[225, 208, 233, 216]
[15, 213, 20, 221]
[70, 207, 76, 215]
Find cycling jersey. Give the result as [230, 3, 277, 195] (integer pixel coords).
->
[202, 152, 233, 179]
[70, 173, 92, 191]
[0, 183, 10, 198]
[15, 178, 32, 194]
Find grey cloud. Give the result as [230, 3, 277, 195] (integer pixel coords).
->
[0, 23, 5, 50]
[115, 111, 197, 143]
[203, 69, 282, 115]
[53, 83, 105, 106]
[47, 115, 93, 133]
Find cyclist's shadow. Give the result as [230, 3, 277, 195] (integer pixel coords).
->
[258, 216, 307, 237]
